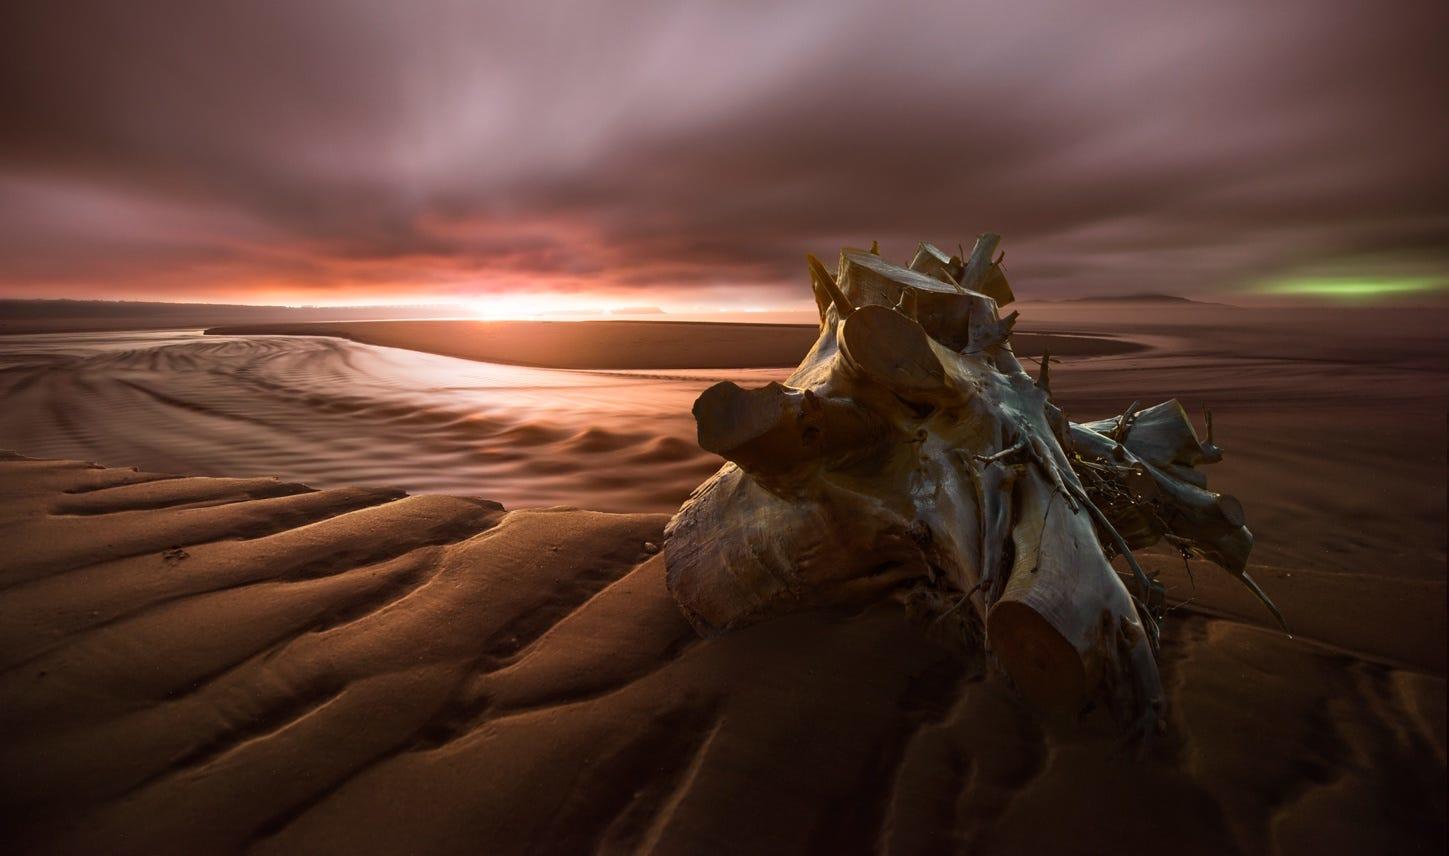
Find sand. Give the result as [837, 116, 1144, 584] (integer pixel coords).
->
[203, 319, 1145, 370]
[0, 453, 1442, 854]
[0, 326, 1135, 512]
[0, 330, 725, 511]
[1, 307, 1445, 853]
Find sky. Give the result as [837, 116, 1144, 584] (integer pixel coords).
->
[1, 0, 1446, 309]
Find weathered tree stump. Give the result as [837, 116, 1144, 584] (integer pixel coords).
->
[665, 237, 1272, 733]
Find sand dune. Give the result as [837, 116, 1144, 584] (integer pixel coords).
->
[0, 454, 1442, 854]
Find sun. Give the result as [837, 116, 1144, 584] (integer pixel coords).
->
[465, 292, 611, 320]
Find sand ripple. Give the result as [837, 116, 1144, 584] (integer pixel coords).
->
[0, 456, 1441, 854]
[0, 332, 770, 511]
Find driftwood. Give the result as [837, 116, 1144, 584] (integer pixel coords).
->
[665, 236, 1273, 734]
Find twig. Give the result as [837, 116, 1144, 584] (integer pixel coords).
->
[973, 438, 1027, 464]
[1110, 400, 1140, 443]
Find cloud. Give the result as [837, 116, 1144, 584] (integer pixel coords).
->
[1, 0, 1445, 303]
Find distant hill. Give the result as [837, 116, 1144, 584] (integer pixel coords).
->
[1058, 292, 1227, 306]
[1010, 292, 1236, 307]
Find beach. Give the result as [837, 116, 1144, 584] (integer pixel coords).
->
[203, 318, 1146, 369]
[0, 307, 1444, 853]
[0, 321, 1140, 511]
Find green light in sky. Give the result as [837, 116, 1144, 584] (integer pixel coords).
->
[1255, 276, 1447, 300]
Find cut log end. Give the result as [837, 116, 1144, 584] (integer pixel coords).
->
[839, 304, 946, 394]
[693, 379, 888, 479]
[694, 381, 789, 456]
[987, 601, 1090, 713]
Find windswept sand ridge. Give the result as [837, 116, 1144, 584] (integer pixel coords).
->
[0, 454, 1442, 855]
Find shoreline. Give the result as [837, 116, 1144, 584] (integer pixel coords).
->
[203, 319, 1148, 370]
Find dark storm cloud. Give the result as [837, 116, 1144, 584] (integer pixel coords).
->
[1, 0, 1445, 302]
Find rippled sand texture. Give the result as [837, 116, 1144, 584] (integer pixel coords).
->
[0, 455, 1443, 854]
[0, 331, 742, 511]
[0, 325, 1129, 513]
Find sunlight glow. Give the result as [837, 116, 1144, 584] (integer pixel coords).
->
[466, 293, 614, 319]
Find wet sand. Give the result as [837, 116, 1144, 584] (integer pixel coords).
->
[0, 325, 1137, 512]
[204, 318, 1144, 370]
[0, 307, 1445, 852]
[0, 330, 726, 511]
